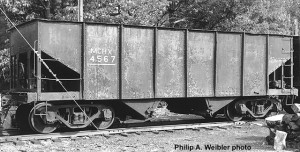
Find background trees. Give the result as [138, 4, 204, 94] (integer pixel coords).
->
[1, 0, 300, 32]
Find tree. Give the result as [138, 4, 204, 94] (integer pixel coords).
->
[166, 0, 295, 35]
[223, 0, 293, 34]
[165, 0, 246, 29]
[52, 0, 169, 26]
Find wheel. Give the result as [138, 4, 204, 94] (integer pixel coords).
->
[92, 105, 115, 129]
[224, 101, 243, 121]
[29, 103, 59, 134]
[16, 104, 33, 132]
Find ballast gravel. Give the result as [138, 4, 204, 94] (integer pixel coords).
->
[0, 120, 297, 152]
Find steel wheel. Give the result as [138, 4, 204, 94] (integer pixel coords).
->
[224, 102, 243, 121]
[29, 103, 59, 134]
[93, 105, 115, 129]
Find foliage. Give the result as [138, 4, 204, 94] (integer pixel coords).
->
[83, 0, 169, 26]
[0, 0, 170, 25]
[1, 0, 39, 25]
[222, 0, 294, 34]
[0, 48, 9, 80]
[167, 0, 297, 35]
[1, 0, 299, 33]
[166, 0, 244, 29]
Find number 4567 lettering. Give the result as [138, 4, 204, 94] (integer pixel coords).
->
[90, 55, 115, 63]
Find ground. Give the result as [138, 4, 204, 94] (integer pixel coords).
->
[0, 119, 298, 152]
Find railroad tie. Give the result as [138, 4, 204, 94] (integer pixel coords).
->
[88, 135, 96, 139]
[51, 138, 62, 143]
[202, 127, 214, 130]
[151, 130, 159, 134]
[102, 134, 111, 139]
[120, 133, 129, 137]
[5, 137, 17, 142]
[13, 140, 25, 146]
[70, 135, 79, 141]
[30, 139, 42, 145]
[134, 132, 142, 135]
[216, 126, 228, 130]
[191, 128, 201, 131]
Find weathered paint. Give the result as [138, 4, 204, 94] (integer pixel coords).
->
[122, 100, 160, 118]
[206, 98, 235, 114]
[122, 27, 154, 99]
[10, 20, 299, 101]
[84, 24, 119, 100]
[26, 92, 80, 102]
[244, 35, 267, 96]
[38, 22, 82, 73]
[10, 21, 38, 55]
[268, 36, 292, 75]
[187, 32, 214, 97]
[156, 29, 185, 98]
[216, 33, 242, 96]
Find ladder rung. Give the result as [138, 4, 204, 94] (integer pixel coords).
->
[283, 77, 294, 78]
[41, 59, 59, 61]
[283, 64, 293, 66]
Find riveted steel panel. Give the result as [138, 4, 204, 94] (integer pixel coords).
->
[84, 25, 119, 100]
[244, 35, 267, 96]
[122, 27, 154, 99]
[216, 33, 242, 96]
[10, 21, 38, 55]
[39, 22, 81, 73]
[268, 36, 292, 75]
[156, 30, 185, 98]
[187, 32, 214, 97]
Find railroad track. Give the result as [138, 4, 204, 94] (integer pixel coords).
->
[0, 121, 244, 145]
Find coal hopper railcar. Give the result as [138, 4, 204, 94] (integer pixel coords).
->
[2, 19, 299, 133]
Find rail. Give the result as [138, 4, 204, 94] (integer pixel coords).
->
[0, 121, 235, 142]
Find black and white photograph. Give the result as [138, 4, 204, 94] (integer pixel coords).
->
[0, 0, 300, 151]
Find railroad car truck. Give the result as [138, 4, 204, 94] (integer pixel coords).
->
[1, 19, 299, 133]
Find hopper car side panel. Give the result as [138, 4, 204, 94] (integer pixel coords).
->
[10, 21, 38, 56]
[84, 24, 119, 100]
[268, 36, 292, 76]
[122, 27, 154, 99]
[187, 32, 215, 97]
[215, 33, 242, 96]
[243, 35, 267, 96]
[27, 21, 295, 100]
[9, 20, 297, 100]
[156, 29, 186, 98]
[38, 22, 82, 73]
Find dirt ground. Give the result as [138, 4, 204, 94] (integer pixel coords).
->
[0, 119, 298, 152]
